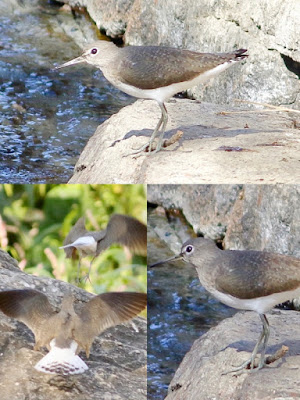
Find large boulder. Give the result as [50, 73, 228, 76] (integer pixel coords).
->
[0, 251, 146, 400]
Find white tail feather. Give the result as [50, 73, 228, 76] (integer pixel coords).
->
[34, 340, 88, 375]
[59, 243, 73, 249]
[59, 236, 96, 251]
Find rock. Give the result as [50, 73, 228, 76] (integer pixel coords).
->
[68, 99, 300, 184]
[60, 0, 135, 38]
[165, 310, 300, 400]
[0, 251, 146, 400]
[224, 185, 300, 256]
[0, 249, 20, 271]
[147, 184, 300, 256]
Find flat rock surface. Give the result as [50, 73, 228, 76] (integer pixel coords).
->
[0, 252, 147, 400]
[165, 310, 300, 400]
[69, 99, 300, 184]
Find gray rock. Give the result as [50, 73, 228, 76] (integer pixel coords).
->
[224, 185, 300, 256]
[68, 99, 300, 184]
[147, 184, 300, 256]
[60, 0, 135, 38]
[0, 251, 146, 400]
[165, 310, 300, 400]
[0, 249, 20, 271]
[52, 0, 300, 183]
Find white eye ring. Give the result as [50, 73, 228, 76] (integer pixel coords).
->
[90, 48, 98, 55]
[184, 244, 194, 254]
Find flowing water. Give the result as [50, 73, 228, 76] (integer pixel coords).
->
[147, 208, 236, 399]
[0, 1, 133, 183]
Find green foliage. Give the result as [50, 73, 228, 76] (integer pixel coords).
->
[0, 184, 147, 297]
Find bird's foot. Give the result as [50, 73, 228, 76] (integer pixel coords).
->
[124, 130, 183, 157]
[123, 140, 160, 157]
[222, 355, 266, 375]
[78, 273, 92, 285]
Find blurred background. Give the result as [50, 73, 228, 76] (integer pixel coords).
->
[0, 184, 146, 295]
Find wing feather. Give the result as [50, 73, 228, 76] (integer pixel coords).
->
[77, 292, 147, 340]
[0, 289, 55, 337]
[96, 214, 147, 256]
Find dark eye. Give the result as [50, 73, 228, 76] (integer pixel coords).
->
[91, 48, 98, 55]
[185, 245, 194, 253]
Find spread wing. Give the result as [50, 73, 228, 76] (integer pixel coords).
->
[77, 292, 147, 340]
[0, 289, 55, 337]
[95, 214, 147, 256]
[62, 217, 87, 258]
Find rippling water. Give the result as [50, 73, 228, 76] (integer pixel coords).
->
[0, 2, 133, 183]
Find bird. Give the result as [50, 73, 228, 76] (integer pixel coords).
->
[149, 237, 300, 371]
[55, 40, 248, 155]
[0, 289, 147, 375]
[59, 213, 147, 282]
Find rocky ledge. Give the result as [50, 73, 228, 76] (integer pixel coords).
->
[68, 99, 300, 184]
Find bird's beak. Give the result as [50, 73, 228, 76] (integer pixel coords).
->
[54, 55, 86, 70]
[149, 254, 183, 268]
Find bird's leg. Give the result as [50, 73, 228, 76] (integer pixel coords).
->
[257, 314, 270, 370]
[223, 314, 268, 374]
[76, 258, 82, 284]
[125, 102, 166, 156]
[150, 103, 168, 154]
[81, 256, 95, 284]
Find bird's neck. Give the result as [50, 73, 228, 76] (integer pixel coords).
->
[60, 295, 76, 315]
[194, 248, 223, 291]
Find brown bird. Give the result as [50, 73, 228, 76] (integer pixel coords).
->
[60, 214, 147, 281]
[55, 40, 248, 155]
[0, 289, 147, 375]
[150, 237, 300, 371]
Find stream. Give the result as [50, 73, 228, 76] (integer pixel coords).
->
[0, 1, 133, 183]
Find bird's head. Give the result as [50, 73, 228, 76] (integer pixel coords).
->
[54, 41, 117, 70]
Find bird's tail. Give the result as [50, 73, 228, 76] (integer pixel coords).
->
[59, 244, 73, 249]
[34, 340, 88, 375]
[233, 48, 248, 60]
